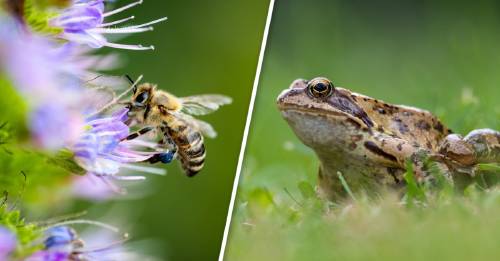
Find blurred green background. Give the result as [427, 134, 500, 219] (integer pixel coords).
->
[225, 0, 500, 260]
[1, 0, 270, 260]
[105, 1, 270, 260]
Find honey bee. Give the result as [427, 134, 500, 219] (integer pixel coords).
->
[124, 82, 232, 177]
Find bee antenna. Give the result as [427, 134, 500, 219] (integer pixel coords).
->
[125, 74, 134, 84]
[88, 75, 143, 118]
[9, 170, 27, 211]
[126, 74, 138, 94]
[74, 233, 130, 254]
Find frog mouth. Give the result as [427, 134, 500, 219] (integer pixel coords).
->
[279, 103, 370, 131]
[278, 103, 347, 118]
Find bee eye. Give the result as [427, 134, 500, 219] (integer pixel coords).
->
[135, 92, 149, 104]
[308, 79, 334, 98]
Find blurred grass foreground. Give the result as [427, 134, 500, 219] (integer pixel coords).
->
[225, 0, 500, 260]
[227, 180, 500, 261]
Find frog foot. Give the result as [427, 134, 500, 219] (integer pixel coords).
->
[438, 129, 500, 176]
[439, 129, 500, 164]
[464, 128, 500, 164]
[409, 149, 454, 185]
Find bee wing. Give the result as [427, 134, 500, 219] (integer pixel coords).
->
[84, 88, 115, 111]
[176, 113, 218, 138]
[83, 75, 133, 110]
[84, 75, 132, 91]
[82, 74, 145, 115]
[179, 95, 232, 116]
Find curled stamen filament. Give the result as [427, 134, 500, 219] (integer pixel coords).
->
[45, 220, 120, 233]
[74, 233, 129, 254]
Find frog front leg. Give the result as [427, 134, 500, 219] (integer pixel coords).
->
[409, 149, 454, 184]
[372, 134, 453, 184]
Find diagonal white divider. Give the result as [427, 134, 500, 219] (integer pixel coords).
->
[217, 0, 276, 260]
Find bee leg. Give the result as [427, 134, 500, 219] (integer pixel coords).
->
[123, 126, 155, 141]
[147, 138, 178, 164]
[148, 151, 175, 164]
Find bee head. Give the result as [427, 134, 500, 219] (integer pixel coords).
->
[131, 83, 156, 107]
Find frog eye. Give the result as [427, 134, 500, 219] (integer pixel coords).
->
[308, 78, 334, 98]
[134, 91, 149, 105]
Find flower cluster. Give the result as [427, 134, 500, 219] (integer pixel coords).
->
[51, 0, 167, 50]
[72, 107, 167, 194]
[0, 0, 168, 189]
[1, 220, 141, 261]
[0, 226, 17, 260]
[0, 0, 168, 259]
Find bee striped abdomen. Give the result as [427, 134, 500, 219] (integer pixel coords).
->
[164, 119, 206, 177]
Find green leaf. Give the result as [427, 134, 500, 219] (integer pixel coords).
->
[337, 171, 357, 201]
[403, 161, 426, 206]
[477, 163, 500, 173]
[297, 181, 315, 200]
[45, 149, 86, 175]
[0, 205, 43, 259]
[248, 188, 275, 208]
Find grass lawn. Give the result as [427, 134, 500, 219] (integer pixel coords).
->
[224, 1, 500, 260]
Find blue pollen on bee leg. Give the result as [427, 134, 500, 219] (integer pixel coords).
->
[158, 152, 174, 164]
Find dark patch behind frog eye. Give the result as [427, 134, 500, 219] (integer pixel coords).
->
[329, 94, 374, 128]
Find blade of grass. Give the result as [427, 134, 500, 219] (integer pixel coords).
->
[337, 171, 357, 201]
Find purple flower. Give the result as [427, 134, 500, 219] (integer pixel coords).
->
[0, 15, 119, 150]
[28, 222, 148, 261]
[30, 103, 86, 152]
[26, 226, 76, 260]
[51, 0, 167, 50]
[26, 251, 69, 261]
[25, 225, 83, 260]
[71, 175, 117, 200]
[72, 108, 166, 192]
[0, 226, 17, 260]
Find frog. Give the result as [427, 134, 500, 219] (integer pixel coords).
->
[277, 77, 500, 200]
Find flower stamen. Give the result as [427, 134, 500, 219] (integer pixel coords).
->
[99, 16, 135, 27]
[121, 17, 168, 30]
[103, 0, 143, 18]
[89, 26, 153, 34]
[120, 163, 167, 176]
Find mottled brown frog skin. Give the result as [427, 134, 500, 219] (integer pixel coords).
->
[277, 77, 499, 200]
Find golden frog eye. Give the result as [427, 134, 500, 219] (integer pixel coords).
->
[308, 78, 334, 98]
